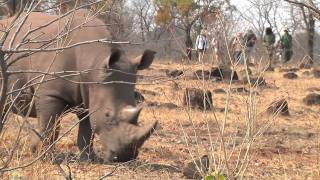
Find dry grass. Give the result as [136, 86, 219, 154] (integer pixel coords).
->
[0, 61, 319, 179]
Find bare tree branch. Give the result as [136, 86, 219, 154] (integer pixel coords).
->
[284, 0, 320, 20]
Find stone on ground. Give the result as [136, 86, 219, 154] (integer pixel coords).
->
[193, 70, 212, 80]
[267, 99, 290, 116]
[283, 72, 298, 79]
[134, 91, 145, 104]
[183, 88, 213, 110]
[183, 155, 210, 179]
[312, 68, 320, 78]
[166, 69, 184, 78]
[303, 93, 320, 106]
[211, 66, 239, 81]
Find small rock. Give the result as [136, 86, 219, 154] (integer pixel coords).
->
[302, 71, 311, 76]
[214, 107, 225, 112]
[266, 66, 275, 71]
[183, 155, 210, 179]
[134, 91, 145, 104]
[231, 87, 249, 93]
[138, 89, 157, 96]
[193, 70, 212, 80]
[146, 102, 178, 109]
[312, 69, 320, 78]
[158, 68, 170, 72]
[146, 101, 157, 107]
[158, 103, 178, 109]
[267, 99, 289, 116]
[303, 93, 320, 106]
[166, 69, 184, 78]
[212, 88, 226, 94]
[183, 88, 213, 110]
[211, 66, 239, 81]
[279, 67, 299, 72]
[283, 72, 298, 79]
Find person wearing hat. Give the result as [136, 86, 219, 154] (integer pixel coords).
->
[195, 29, 208, 62]
[279, 28, 293, 63]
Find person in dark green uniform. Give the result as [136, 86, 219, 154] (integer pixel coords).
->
[280, 28, 293, 63]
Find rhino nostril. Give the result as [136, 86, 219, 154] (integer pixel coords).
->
[105, 112, 111, 117]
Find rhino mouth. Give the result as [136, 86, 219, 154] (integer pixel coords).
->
[111, 145, 139, 162]
[101, 117, 158, 163]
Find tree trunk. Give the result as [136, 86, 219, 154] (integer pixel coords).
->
[140, 16, 145, 42]
[185, 25, 193, 60]
[307, 12, 315, 63]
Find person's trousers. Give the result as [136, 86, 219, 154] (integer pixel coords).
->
[281, 49, 293, 63]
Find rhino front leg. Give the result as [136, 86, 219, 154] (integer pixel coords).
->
[77, 112, 96, 161]
[31, 96, 67, 157]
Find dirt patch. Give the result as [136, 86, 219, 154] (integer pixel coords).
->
[2, 62, 320, 179]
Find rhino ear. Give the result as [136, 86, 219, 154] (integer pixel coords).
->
[132, 50, 156, 70]
[108, 48, 122, 66]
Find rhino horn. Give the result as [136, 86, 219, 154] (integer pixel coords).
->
[120, 106, 143, 124]
[134, 120, 158, 148]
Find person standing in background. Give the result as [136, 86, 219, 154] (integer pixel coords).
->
[263, 27, 276, 69]
[231, 32, 244, 65]
[195, 29, 208, 62]
[279, 28, 293, 63]
[211, 35, 220, 64]
[243, 29, 257, 64]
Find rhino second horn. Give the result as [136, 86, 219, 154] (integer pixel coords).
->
[135, 120, 158, 148]
[121, 106, 142, 124]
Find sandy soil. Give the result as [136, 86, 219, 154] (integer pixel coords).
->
[0, 61, 319, 179]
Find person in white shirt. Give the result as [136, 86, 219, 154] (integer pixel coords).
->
[195, 29, 208, 62]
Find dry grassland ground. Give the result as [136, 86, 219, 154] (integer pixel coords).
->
[0, 60, 319, 179]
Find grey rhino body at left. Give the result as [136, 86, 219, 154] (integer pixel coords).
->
[0, 9, 157, 162]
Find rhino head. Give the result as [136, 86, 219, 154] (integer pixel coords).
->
[88, 48, 157, 162]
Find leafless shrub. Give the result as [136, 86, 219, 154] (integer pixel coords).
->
[158, 11, 288, 179]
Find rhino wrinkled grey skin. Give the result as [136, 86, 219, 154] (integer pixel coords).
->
[0, 9, 157, 162]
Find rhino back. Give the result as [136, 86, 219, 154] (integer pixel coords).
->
[1, 10, 112, 106]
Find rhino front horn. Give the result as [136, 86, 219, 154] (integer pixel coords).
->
[135, 120, 158, 147]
